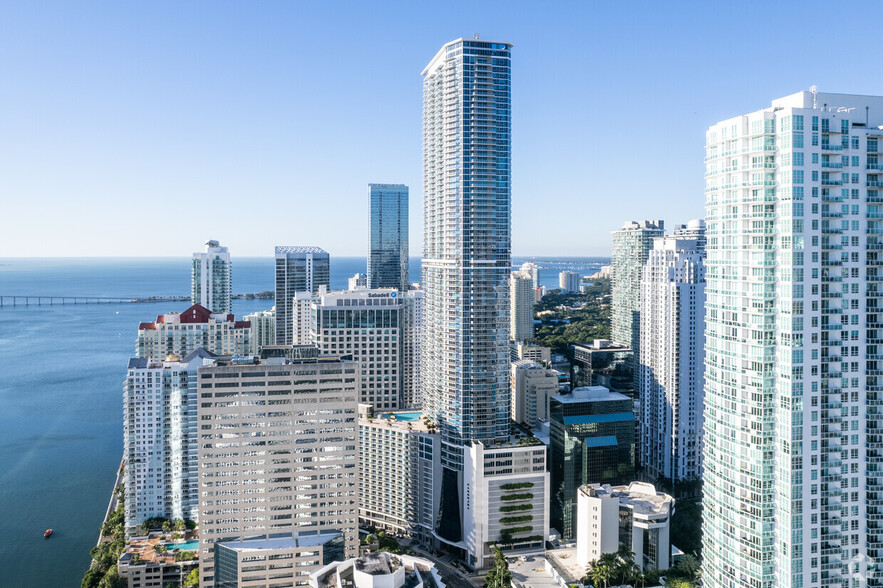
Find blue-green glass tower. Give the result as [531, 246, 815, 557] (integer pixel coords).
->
[368, 183, 409, 291]
[422, 37, 512, 543]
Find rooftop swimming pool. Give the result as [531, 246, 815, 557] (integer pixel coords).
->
[379, 412, 422, 422]
[165, 540, 199, 551]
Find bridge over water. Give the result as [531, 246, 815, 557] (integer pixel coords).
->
[0, 295, 191, 307]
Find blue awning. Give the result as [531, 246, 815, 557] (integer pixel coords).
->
[584, 436, 619, 448]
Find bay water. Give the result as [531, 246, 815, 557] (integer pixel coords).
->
[0, 255, 604, 586]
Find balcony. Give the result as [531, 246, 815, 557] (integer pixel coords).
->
[822, 162, 844, 168]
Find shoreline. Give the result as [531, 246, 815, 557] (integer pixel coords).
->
[97, 457, 124, 546]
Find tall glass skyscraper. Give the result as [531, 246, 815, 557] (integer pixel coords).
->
[274, 246, 329, 345]
[368, 183, 409, 291]
[422, 37, 512, 545]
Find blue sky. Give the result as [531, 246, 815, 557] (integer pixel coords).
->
[2, 0, 882, 257]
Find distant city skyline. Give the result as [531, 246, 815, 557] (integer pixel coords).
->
[2, 1, 882, 258]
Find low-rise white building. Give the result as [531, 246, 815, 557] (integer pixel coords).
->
[311, 552, 444, 588]
[576, 482, 673, 571]
[463, 439, 550, 569]
[136, 303, 250, 359]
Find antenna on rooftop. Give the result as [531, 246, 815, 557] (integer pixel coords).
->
[474, 33, 480, 39]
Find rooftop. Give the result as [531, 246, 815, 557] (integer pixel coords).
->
[572, 339, 631, 352]
[359, 407, 434, 433]
[554, 386, 630, 403]
[355, 552, 402, 575]
[580, 482, 674, 517]
[545, 548, 586, 584]
[219, 531, 340, 552]
[313, 553, 440, 588]
[118, 531, 199, 568]
[275, 246, 328, 255]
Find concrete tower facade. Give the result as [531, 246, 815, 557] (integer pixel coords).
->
[703, 91, 883, 588]
[637, 229, 705, 482]
[191, 240, 231, 314]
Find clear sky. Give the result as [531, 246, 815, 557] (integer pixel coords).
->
[2, 0, 882, 258]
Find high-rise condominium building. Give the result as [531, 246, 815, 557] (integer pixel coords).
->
[422, 37, 517, 567]
[243, 307, 275, 354]
[520, 261, 540, 290]
[400, 289, 425, 409]
[638, 229, 705, 483]
[357, 405, 441, 542]
[673, 219, 707, 251]
[192, 240, 231, 314]
[275, 246, 330, 345]
[510, 270, 535, 341]
[611, 220, 664, 353]
[702, 90, 883, 588]
[136, 303, 250, 359]
[123, 349, 217, 535]
[559, 271, 580, 293]
[197, 355, 359, 587]
[368, 183, 409, 291]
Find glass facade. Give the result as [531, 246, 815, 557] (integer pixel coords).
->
[368, 183, 409, 291]
[422, 39, 512, 468]
[422, 38, 512, 545]
[610, 221, 664, 365]
[702, 92, 883, 588]
[274, 246, 329, 345]
[571, 343, 635, 396]
[549, 390, 635, 540]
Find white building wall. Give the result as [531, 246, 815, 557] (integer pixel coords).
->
[192, 240, 231, 315]
[123, 354, 205, 535]
[244, 307, 275, 354]
[197, 357, 360, 587]
[703, 90, 883, 588]
[291, 292, 314, 346]
[463, 442, 549, 569]
[638, 233, 705, 482]
[510, 360, 557, 428]
[510, 271, 535, 341]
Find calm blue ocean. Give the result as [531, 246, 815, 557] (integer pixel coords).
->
[0, 255, 605, 586]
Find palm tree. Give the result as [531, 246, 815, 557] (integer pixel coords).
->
[672, 554, 700, 581]
[587, 557, 613, 588]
